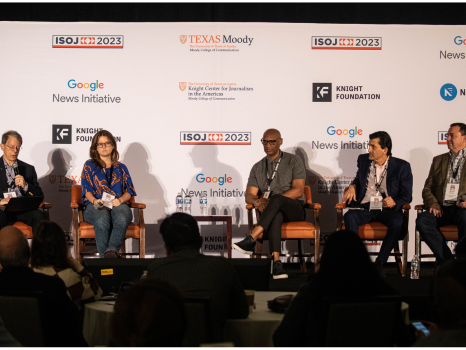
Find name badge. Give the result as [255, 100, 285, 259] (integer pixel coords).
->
[370, 196, 383, 211]
[102, 191, 115, 209]
[3, 192, 17, 199]
[445, 183, 460, 204]
[263, 191, 270, 199]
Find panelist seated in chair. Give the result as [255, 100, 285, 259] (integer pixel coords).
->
[0, 130, 45, 231]
[232, 128, 306, 279]
[80, 130, 137, 259]
[342, 131, 413, 277]
[416, 123, 466, 264]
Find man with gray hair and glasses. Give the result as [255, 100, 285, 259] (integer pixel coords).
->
[233, 128, 306, 279]
[0, 130, 45, 230]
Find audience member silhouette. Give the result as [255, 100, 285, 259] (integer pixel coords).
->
[31, 220, 102, 310]
[273, 229, 412, 346]
[147, 213, 249, 342]
[414, 258, 466, 346]
[455, 238, 466, 258]
[0, 226, 88, 346]
[108, 277, 187, 347]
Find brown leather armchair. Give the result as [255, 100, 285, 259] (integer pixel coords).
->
[414, 204, 458, 264]
[5, 202, 52, 238]
[246, 186, 321, 273]
[335, 203, 410, 277]
[70, 184, 146, 262]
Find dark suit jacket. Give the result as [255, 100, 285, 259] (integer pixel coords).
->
[422, 152, 466, 209]
[351, 154, 413, 211]
[0, 156, 43, 197]
[148, 249, 249, 342]
[0, 266, 88, 347]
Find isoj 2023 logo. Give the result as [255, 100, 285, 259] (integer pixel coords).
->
[312, 36, 382, 50]
[180, 132, 251, 145]
[52, 36, 124, 48]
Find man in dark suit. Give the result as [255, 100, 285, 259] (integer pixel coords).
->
[148, 213, 249, 342]
[0, 226, 88, 346]
[0, 130, 45, 230]
[342, 131, 413, 276]
[416, 123, 466, 263]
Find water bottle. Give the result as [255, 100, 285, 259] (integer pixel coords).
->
[140, 270, 148, 281]
[410, 255, 420, 279]
[184, 191, 192, 215]
[176, 192, 183, 213]
[200, 193, 208, 216]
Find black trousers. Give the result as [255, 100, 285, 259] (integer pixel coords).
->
[257, 194, 306, 254]
[416, 205, 466, 262]
[0, 209, 46, 232]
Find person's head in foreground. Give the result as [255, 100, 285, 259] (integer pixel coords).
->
[109, 277, 187, 347]
[160, 212, 202, 255]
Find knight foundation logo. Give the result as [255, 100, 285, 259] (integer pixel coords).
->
[179, 82, 187, 91]
[52, 35, 124, 48]
[52, 125, 72, 144]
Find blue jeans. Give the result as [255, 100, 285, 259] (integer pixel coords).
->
[344, 206, 404, 263]
[84, 203, 132, 256]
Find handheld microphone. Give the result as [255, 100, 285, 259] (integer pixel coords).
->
[379, 187, 387, 199]
[460, 194, 466, 203]
[12, 162, 22, 191]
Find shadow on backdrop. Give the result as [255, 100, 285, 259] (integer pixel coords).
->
[121, 142, 169, 258]
[36, 147, 75, 237]
[187, 145, 245, 256]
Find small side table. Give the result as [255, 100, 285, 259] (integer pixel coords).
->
[192, 215, 232, 258]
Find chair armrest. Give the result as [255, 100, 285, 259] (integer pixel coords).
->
[414, 204, 425, 211]
[307, 203, 321, 210]
[335, 203, 347, 209]
[71, 203, 79, 209]
[39, 202, 52, 209]
[246, 204, 254, 210]
[130, 203, 146, 209]
[402, 204, 411, 210]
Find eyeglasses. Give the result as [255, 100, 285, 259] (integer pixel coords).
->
[261, 139, 280, 145]
[4, 144, 22, 152]
[96, 142, 112, 149]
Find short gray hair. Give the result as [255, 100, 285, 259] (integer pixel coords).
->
[0, 233, 30, 268]
[1, 130, 22, 146]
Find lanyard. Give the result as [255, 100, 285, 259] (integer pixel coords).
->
[451, 153, 466, 180]
[105, 166, 114, 187]
[374, 159, 388, 193]
[266, 152, 282, 190]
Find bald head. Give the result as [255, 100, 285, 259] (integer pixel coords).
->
[0, 226, 30, 268]
[263, 129, 281, 140]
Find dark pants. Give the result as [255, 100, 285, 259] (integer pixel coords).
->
[0, 209, 47, 232]
[416, 205, 466, 262]
[258, 194, 306, 254]
[344, 205, 404, 263]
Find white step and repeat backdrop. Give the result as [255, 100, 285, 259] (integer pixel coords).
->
[0, 21, 463, 260]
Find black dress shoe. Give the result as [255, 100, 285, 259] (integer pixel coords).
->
[375, 261, 386, 278]
[103, 250, 119, 259]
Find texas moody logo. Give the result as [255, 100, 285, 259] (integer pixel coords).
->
[179, 35, 254, 46]
[52, 36, 124, 48]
